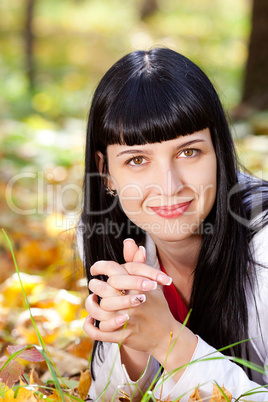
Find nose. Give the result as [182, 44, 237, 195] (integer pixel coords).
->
[152, 163, 183, 197]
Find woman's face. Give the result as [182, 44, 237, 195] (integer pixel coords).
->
[104, 128, 217, 242]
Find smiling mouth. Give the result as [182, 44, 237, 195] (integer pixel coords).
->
[149, 201, 192, 218]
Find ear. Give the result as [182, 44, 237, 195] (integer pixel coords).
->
[95, 151, 115, 190]
[95, 151, 105, 175]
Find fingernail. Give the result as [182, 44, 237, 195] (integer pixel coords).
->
[139, 246, 146, 258]
[116, 314, 130, 325]
[142, 280, 157, 291]
[157, 273, 172, 286]
[131, 294, 146, 305]
[123, 238, 135, 244]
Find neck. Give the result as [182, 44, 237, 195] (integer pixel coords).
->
[151, 234, 202, 275]
[150, 234, 202, 307]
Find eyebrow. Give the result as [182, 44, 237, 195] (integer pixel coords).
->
[116, 139, 206, 157]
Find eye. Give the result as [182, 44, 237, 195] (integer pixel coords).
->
[126, 156, 146, 166]
[179, 148, 200, 158]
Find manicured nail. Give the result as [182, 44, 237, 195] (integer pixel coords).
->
[116, 314, 130, 325]
[139, 246, 146, 258]
[157, 273, 172, 286]
[123, 238, 135, 244]
[131, 294, 146, 305]
[142, 280, 157, 291]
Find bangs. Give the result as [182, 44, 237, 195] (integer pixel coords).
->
[93, 49, 216, 152]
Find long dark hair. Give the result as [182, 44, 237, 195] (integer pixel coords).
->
[80, 48, 268, 380]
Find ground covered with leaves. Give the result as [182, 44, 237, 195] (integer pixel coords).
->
[0, 118, 94, 400]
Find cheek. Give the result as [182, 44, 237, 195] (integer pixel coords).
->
[117, 181, 145, 216]
[197, 164, 217, 216]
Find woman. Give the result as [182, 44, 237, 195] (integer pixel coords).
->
[78, 48, 268, 401]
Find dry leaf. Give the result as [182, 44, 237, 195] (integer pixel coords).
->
[0, 383, 15, 402]
[209, 383, 232, 402]
[119, 390, 131, 401]
[15, 378, 37, 401]
[41, 346, 88, 381]
[0, 378, 37, 402]
[189, 387, 203, 402]
[7, 345, 44, 363]
[0, 273, 43, 308]
[0, 356, 24, 388]
[66, 337, 93, 359]
[30, 368, 50, 396]
[48, 391, 72, 401]
[77, 369, 91, 399]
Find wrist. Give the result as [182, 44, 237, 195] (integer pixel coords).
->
[120, 345, 149, 381]
[153, 322, 197, 375]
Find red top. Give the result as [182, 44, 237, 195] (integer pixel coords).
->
[159, 260, 189, 325]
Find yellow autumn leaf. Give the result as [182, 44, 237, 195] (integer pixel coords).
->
[55, 298, 80, 322]
[0, 384, 15, 402]
[77, 370, 91, 400]
[17, 324, 60, 345]
[209, 383, 232, 402]
[189, 387, 203, 401]
[16, 378, 37, 401]
[16, 238, 60, 271]
[66, 337, 94, 359]
[47, 391, 72, 401]
[0, 273, 43, 308]
[54, 290, 81, 322]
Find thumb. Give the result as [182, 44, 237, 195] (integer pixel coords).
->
[133, 246, 146, 263]
[123, 238, 146, 263]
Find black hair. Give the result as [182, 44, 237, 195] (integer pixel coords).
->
[80, 48, 268, 380]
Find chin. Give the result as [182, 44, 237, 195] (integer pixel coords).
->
[140, 220, 200, 242]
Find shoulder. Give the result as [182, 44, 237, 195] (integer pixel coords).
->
[248, 222, 268, 361]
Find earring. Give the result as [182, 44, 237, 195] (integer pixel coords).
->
[106, 186, 117, 197]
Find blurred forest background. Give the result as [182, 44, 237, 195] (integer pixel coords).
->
[0, 0, 268, 391]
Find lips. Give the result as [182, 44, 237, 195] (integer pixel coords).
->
[149, 201, 192, 219]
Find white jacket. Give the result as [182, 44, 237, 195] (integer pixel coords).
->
[82, 224, 268, 401]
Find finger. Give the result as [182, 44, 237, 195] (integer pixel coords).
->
[89, 278, 123, 297]
[100, 294, 146, 311]
[90, 260, 126, 277]
[107, 274, 157, 292]
[99, 314, 130, 332]
[85, 293, 115, 321]
[83, 315, 127, 342]
[123, 262, 172, 286]
[123, 238, 139, 263]
[133, 246, 146, 263]
[90, 259, 171, 287]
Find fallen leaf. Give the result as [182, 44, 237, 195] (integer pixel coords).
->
[0, 383, 15, 402]
[77, 370, 91, 400]
[41, 346, 88, 381]
[0, 273, 43, 308]
[30, 368, 50, 396]
[209, 383, 232, 402]
[189, 387, 202, 401]
[7, 345, 45, 362]
[119, 390, 131, 401]
[0, 356, 24, 388]
[15, 378, 37, 401]
[66, 337, 93, 359]
[47, 390, 72, 401]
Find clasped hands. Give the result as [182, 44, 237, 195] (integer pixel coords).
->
[83, 238, 179, 358]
